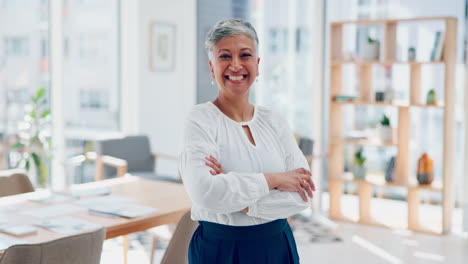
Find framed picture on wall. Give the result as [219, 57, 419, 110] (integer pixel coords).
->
[149, 22, 176, 71]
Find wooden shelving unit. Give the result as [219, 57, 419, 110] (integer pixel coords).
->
[328, 17, 457, 235]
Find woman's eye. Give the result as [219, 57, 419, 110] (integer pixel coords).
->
[241, 53, 252, 57]
[219, 54, 231, 59]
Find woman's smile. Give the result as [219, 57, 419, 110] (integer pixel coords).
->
[225, 74, 248, 82]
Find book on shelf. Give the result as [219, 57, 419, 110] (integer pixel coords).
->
[344, 130, 368, 140]
[333, 95, 357, 102]
[430, 31, 445, 61]
[385, 156, 396, 182]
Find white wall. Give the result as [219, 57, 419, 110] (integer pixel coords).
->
[138, 0, 197, 175]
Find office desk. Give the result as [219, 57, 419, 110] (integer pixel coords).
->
[0, 176, 191, 246]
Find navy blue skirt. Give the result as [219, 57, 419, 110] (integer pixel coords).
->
[188, 219, 300, 264]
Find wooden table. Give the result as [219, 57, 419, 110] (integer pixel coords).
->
[0, 176, 191, 256]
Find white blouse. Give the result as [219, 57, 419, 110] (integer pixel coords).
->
[179, 101, 310, 226]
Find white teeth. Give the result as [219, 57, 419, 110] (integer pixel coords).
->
[229, 75, 244, 81]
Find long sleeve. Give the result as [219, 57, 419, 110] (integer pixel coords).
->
[179, 119, 270, 214]
[246, 114, 310, 220]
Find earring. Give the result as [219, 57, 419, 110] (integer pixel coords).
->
[211, 79, 214, 86]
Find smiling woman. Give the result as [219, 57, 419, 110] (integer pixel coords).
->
[179, 19, 316, 264]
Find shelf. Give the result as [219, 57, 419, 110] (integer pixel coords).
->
[338, 172, 443, 191]
[328, 16, 456, 235]
[332, 99, 407, 107]
[331, 60, 445, 66]
[330, 16, 455, 26]
[408, 179, 443, 191]
[340, 138, 397, 147]
[327, 192, 444, 235]
[332, 99, 445, 108]
[410, 103, 445, 108]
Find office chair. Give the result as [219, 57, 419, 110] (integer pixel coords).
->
[0, 228, 106, 264]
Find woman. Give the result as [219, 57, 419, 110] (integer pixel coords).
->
[179, 18, 315, 264]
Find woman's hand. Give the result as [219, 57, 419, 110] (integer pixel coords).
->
[265, 168, 315, 202]
[205, 155, 249, 213]
[205, 155, 223, 175]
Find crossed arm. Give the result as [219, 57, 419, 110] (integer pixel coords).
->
[204, 155, 315, 214]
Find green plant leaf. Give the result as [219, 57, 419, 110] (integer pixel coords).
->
[380, 114, 390, 126]
[40, 109, 51, 118]
[355, 149, 366, 165]
[11, 142, 25, 150]
[25, 159, 30, 171]
[33, 88, 46, 104]
[31, 152, 41, 171]
[30, 109, 36, 118]
[39, 163, 48, 187]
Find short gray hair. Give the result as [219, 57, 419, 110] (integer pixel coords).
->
[205, 19, 259, 59]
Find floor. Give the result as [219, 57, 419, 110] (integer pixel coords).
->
[100, 195, 468, 264]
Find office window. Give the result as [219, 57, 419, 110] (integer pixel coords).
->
[250, 0, 317, 138]
[62, 0, 120, 131]
[61, 0, 120, 184]
[0, 0, 50, 170]
[4, 37, 29, 57]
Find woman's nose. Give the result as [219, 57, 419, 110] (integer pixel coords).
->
[229, 57, 242, 71]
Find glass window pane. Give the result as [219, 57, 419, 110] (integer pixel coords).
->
[62, 0, 120, 131]
[62, 0, 120, 183]
[0, 0, 50, 169]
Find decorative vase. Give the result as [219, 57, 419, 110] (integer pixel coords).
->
[378, 125, 392, 142]
[417, 153, 434, 185]
[26, 156, 50, 190]
[353, 165, 366, 180]
[375, 91, 385, 102]
[363, 42, 380, 60]
[408, 47, 416, 61]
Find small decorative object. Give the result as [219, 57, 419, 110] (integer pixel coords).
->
[408, 46, 416, 61]
[383, 64, 394, 103]
[426, 89, 437, 105]
[377, 114, 392, 142]
[363, 37, 380, 60]
[352, 148, 366, 180]
[11, 88, 51, 188]
[334, 95, 357, 102]
[375, 91, 385, 102]
[417, 153, 434, 185]
[150, 22, 176, 71]
[430, 31, 445, 61]
[385, 156, 396, 182]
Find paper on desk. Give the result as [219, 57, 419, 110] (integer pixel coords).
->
[0, 234, 27, 250]
[71, 186, 111, 198]
[0, 224, 37, 236]
[88, 203, 158, 218]
[28, 193, 75, 204]
[20, 204, 85, 218]
[75, 195, 134, 208]
[35, 216, 103, 234]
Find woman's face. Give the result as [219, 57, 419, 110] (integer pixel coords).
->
[209, 34, 260, 98]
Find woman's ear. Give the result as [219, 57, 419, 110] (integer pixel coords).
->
[208, 60, 215, 78]
[256, 57, 260, 76]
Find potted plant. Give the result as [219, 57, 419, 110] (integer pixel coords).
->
[378, 114, 392, 142]
[426, 89, 437, 105]
[363, 36, 380, 60]
[11, 88, 51, 188]
[353, 148, 366, 179]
